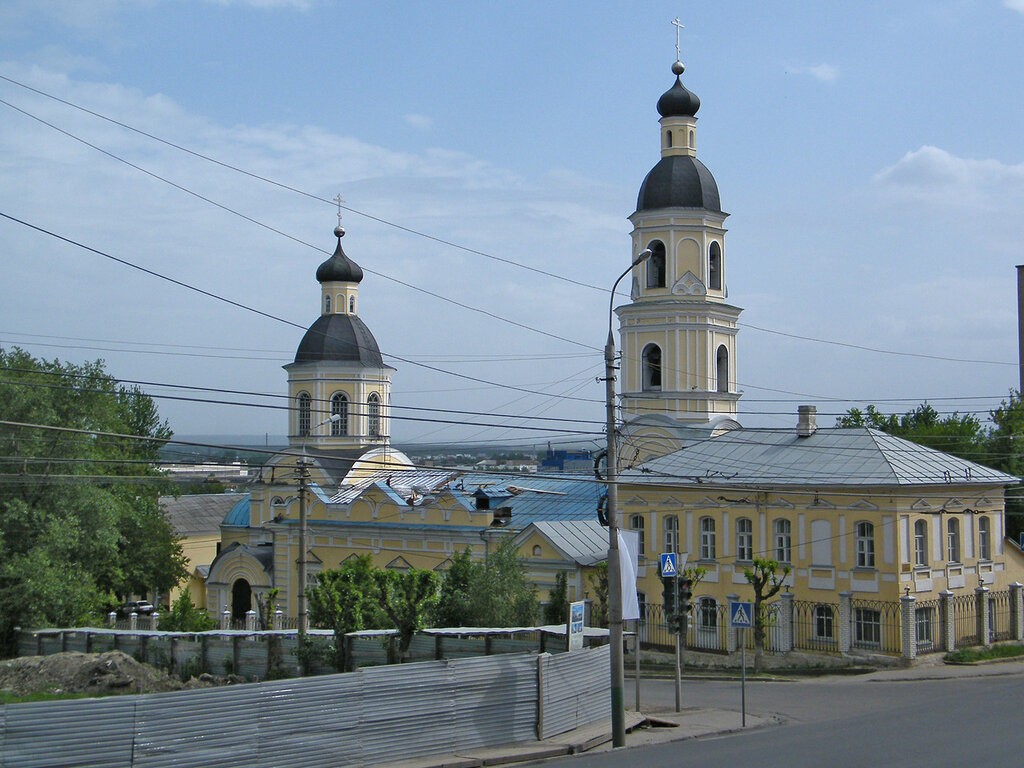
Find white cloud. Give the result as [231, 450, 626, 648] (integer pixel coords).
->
[403, 113, 433, 130]
[786, 63, 839, 83]
[1005, 0, 1024, 14]
[873, 145, 1024, 204]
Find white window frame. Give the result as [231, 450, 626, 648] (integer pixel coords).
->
[699, 516, 716, 560]
[736, 517, 753, 562]
[774, 518, 791, 563]
[855, 521, 875, 568]
[663, 515, 679, 555]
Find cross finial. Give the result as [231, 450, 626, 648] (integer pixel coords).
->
[672, 17, 685, 62]
[334, 193, 345, 227]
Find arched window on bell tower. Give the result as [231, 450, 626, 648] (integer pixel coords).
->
[716, 345, 729, 393]
[642, 344, 662, 391]
[330, 393, 348, 436]
[367, 392, 381, 438]
[297, 392, 311, 437]
[646, 241, 666, 289]
[324, 294, 331, 314]
[709, 242, 722, 291]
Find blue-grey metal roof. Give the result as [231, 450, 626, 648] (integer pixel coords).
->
[621, 427, 1019, 487]
[454, 473, 602, 528]
[517, 520, 609, 566]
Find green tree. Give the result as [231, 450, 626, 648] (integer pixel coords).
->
[0, 348, 186, 654]
[470, 542, 539, 627]
[158, 591, 216, 632]
[543, 571, 569, 625]
[431, 548, 476, 627]
[373, 568, 440, 661]
[986, 391, 1024, 542]
[587, 561, 609, 628]
[743, 557, 791, 673]
[306, 554, 385, 670]
[836, 403, 983, 457]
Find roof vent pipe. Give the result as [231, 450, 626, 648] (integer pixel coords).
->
[797, 405, 817, 438]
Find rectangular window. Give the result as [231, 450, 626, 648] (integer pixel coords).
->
[814, 605, 834, 640]
[978, 517, 991, 561]
[854, 608, 881, 646]
[774, 519, 791, 563]
[630, 514, 646, 557]
[699, 517, 716, 560]
[663, 515, 679, 555]
[914, 520, 928, 566]
[915, 607, 934, 647]
[856, 522, 875, 568]
[736, 518, 753, 562]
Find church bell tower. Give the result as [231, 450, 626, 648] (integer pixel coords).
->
[617, 59, 742, 425]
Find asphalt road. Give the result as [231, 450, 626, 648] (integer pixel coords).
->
[547, 669, 1024, 767]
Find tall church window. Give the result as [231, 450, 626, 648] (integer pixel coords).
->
[349, 296, 356, 314]
[297, 392, 311, 437]
[736, 517, 753, 562]
[947, 518, 961, 563]
[663, 515, 679, 555]
[665, 130, 673, 149]
[709, 242, 722, 290]
[914, 520, 928, 566]
[642, 344, 662, 391]
[978, 516, 991, 560]
[330, 393, 348, 436]
[855, 521, 875, 568]
[324, 294, 331, 314]
[367, 392, 381, 438]
[646, 240, 666, 288]
[716, 345, 729, 393]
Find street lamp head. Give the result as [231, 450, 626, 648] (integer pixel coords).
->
[632, 248, 653, 267]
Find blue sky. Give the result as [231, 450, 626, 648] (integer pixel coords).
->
[2, 1, 1023, 446]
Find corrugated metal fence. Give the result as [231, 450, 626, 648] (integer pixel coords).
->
[0, 648, 610, 768]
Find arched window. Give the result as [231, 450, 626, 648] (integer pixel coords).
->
[855, 521, 875, 568]
[330, 393, 348, 436]
[532, 545, 542, 557]
[947, 517, 961, 562]
[665, 130, 673, 148]
[663, 515, 679, 555]
[324, 294, 331, 314]
[642, 344, 662, 391]
[646, 240, 666, 289]
[709, 241, 722, 290]
[736, 517, 753, 562]
[716, 345, 729, 393]
[367, 392, 381, 438]
[688, 129, 695, 148]
[297, 392, 311, 437]
[698, 597, 717, 630]
[774, 519, 791, 562]
[914, 519, 928, 566]
[699, 516, 716, 560]
[349, 296, 356, 314]
[629, 514, 645, 557]
[978, 516, 991, 560]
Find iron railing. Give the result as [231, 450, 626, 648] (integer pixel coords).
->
[989, 590, 1012, 642]
[952, 593, 977, 647]
[792, 600, 841, 654]
[913, 599, 942, 654]
[850, 598, 901, 654]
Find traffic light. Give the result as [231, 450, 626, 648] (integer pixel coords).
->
[678, 578, 692, 616]
[661, 575, 677, 617]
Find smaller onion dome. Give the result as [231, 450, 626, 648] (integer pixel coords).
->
[657, 61, 700, 118]
[315, 226, 364, 283]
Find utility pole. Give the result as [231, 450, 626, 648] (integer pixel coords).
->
[297, 455, 310, 636]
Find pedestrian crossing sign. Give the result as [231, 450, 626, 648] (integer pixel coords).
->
[730, 601, 753, 629]
[660, 553, 677, 577]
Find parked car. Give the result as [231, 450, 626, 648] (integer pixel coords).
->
[123, 600, 155, 616]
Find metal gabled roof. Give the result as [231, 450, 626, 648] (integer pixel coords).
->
[455, 472, 603, 527]
[622, 427, 1019, 488]
[328, 468, 459, 505]
[160, 492, 249, 536]
[516, 519, 609, 566]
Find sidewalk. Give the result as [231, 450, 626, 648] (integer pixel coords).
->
[386, 707, 775, 768]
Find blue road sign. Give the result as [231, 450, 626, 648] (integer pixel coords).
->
[730, 601, 753, 629]
[660, 552, 677, 577]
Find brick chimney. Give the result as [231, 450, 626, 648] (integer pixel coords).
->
[797, 405, 817, 438]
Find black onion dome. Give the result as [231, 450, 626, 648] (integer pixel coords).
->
[657, 77, 700, 118]
[636, 155, 721, 212]
[315, 227, 363, 283]
[293, 314, 384, 366]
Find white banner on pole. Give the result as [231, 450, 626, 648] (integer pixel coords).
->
[618, 529, 640, 621]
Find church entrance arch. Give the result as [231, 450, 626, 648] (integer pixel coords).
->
[231, 578, 252, 622]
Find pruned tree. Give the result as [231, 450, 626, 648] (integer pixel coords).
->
[543, 571, 569, 625]
[306, 554, 384, 670]
[743, 557, 791, 672]
[373, 568, 439, 662]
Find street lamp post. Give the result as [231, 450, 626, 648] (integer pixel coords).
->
[297, 412, 341, 636]
[605, 248, 651, 747]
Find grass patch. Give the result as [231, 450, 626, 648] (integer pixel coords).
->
[944, 644, 1024, 663]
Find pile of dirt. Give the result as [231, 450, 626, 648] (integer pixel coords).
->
[0, 651, 241, 696]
